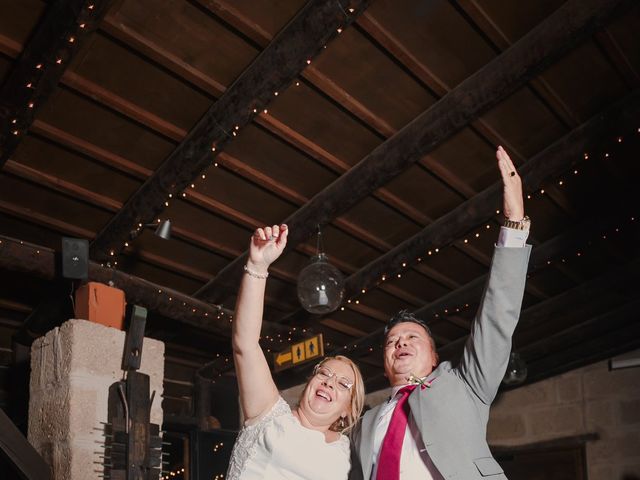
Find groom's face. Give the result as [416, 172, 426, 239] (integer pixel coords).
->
[383, 322, 439, 386]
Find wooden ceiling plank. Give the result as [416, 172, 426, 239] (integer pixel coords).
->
[356, 12, 449, 98]
[62, 71, 185, 141]
[0, 298, 32, 314]
[198, 0, 397, 137]
[192, 0, 272, 47]
[0, 33, 21, 58]
[594, 28, 640, 89]
[31, 119, 152, 179]
[452, 0, 582, 128]
[0, 0, 115, 167]
[195, 0, 626, 305]
[4, 159, 122, 211]
[320, 318, 367, 338]
[0, 198, 94, 239]
[89, 0, 371, 261]
[101, 13, 227, 96]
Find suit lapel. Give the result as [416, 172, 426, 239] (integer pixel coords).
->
[408, 369, 444, 447]
[359, 404, 382, 479]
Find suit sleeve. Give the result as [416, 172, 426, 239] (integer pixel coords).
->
[457, 245, 531, 404]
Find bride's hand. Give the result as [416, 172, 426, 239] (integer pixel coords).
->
[247, 224, 288, 274]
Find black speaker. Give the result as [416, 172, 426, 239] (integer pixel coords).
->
[61, 237, 89, 280]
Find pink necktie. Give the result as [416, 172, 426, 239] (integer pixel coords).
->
[376, 385, 417, 480]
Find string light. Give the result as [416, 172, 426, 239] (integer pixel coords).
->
[339, 128, 636, 316]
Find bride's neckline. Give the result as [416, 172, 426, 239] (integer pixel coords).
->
[291, 409, 343, 445]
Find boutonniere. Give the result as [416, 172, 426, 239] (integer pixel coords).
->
[407, 373, 433, 389]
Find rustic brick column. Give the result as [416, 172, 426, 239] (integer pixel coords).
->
[27, 319, 164, 479]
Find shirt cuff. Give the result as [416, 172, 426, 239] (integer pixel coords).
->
[497, 226, 529, 248]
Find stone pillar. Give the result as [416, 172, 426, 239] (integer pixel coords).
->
[28, 319, 164, 480]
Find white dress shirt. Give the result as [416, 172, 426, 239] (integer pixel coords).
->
[371, 227, 528, 479]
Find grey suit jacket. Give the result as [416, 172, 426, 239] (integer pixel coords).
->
[350, 245, 532, 480]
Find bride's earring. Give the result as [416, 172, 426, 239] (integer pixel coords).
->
[339, 416, 346, 429]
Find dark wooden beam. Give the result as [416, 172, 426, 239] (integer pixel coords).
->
[522, 304, 640, 385]
[89, 0, 370, 261]
[275, 89, 640, 328]
[97, 6, 489, 298]
[0, 407, 51, 479]
[520, 299, 640, 365]
[195, 0, 630, 304]
[355, 10, 575, 219]
[0, 0, 113, 166]
[437, 257, 640, 362]
[343, 90, 640, 302]
[0, 235, 232, 337]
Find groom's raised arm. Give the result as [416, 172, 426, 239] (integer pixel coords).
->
[457, 146, 531, 404]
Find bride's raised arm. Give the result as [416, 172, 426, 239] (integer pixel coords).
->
[232, 224, 288, 422]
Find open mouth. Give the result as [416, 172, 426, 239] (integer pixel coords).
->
[315, 389, 332, 402]
[395, 350, 412, 359]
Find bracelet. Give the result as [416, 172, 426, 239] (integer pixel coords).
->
[243, 264, 268, 279]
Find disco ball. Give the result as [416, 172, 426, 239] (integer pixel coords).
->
[297, 253, 344, 314]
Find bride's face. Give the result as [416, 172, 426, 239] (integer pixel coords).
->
[299, 359, 354, 426]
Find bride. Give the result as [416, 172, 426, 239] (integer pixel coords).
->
[227, 224, 365, 480]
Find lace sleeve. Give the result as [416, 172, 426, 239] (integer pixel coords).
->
[226, 397, 291, 480]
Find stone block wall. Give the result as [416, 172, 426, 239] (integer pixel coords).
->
[489, 359, 640, 479]
[28, 319, 164, 480]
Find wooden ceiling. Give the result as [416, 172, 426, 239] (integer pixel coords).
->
[1, 0, 639, 409]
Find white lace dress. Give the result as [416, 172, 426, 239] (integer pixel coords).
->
[226, 396, 351, 480]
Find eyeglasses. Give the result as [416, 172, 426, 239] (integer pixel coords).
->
[313, 365, 354, 391]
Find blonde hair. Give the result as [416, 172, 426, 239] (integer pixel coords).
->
[300, 355, 365, 435]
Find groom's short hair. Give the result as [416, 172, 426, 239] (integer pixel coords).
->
[384, 309, 436, 351]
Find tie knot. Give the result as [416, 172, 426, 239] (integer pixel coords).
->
[398, 384, 417, 397]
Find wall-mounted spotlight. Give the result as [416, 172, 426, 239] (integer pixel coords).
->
[130, 220, 172, 241]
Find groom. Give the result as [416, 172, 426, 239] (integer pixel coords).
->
[350, 147, 531, 480]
